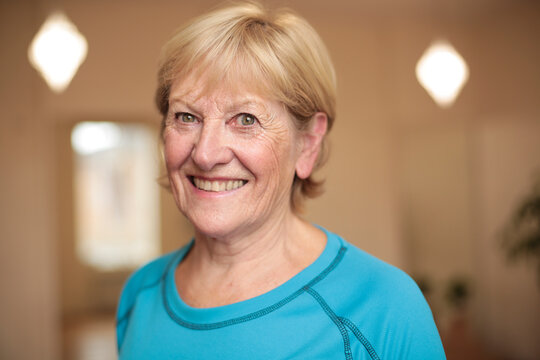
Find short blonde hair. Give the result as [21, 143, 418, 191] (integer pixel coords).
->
[156, 1, 336, 212]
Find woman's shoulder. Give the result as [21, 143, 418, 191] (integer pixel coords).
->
[339, 241, 427, 311]
[116, 245, 188, 321]
[322, 229, 421, 298]
[126, 251, 177, 288]
[315, 229, 445, 359]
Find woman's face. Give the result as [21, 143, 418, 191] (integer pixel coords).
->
[163, 76, 304, 239]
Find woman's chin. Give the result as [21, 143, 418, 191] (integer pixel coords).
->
[189, 215, 251, 240]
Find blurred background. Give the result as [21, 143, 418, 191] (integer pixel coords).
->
[1, 0, 539, 359]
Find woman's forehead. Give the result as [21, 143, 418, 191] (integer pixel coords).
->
[169, 70, 278, 108]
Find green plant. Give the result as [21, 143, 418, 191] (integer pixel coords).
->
[413, 275, 432, 296]
[445, 276, 470, 310]
[501, 178, 540, 285]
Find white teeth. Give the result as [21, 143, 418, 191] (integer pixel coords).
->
[192, 177, 246, 192]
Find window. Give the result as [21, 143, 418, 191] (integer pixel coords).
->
[71, 122, 160, 270]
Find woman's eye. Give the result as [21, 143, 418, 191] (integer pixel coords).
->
[175, 112, 197, 123]
[236, 113, 257, 126]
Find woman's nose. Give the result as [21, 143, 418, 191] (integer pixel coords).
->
[191, 121, 233, 171]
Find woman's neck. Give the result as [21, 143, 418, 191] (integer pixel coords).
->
[175, 214, 326, 308]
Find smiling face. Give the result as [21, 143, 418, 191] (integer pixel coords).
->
[163, 76, 305, 239]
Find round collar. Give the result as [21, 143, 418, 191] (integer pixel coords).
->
[162, 226, 345, 329]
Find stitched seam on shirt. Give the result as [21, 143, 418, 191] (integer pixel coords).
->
[116, 253, 179, 327]
[163, 245, 348, 330]
[339, 317, 381, 360]
[305, 287, 353, 360]
[116, 278, 162, 327]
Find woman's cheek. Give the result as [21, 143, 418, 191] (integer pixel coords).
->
[164, 135, 191, 169]
[237, 135, 291, 179]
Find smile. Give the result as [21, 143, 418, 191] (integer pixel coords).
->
[191, 177, 247, 192]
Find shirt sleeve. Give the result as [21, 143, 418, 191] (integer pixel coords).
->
[373, 271, 446, 360]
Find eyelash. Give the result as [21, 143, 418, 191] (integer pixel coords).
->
[234, 113, 258, 127]
[174, 112, 198, 123]
[173, 112, 259, 127]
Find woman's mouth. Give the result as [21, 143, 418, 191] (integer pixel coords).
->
[190, 176, 247, 192]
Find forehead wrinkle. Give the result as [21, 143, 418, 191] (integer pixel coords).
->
[170, 76, 284, 121]
[168, 97, 201, 115]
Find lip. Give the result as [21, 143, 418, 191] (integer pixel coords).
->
[187, 175, 248, 193]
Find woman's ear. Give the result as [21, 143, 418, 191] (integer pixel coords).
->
[295, 112, 328, 179]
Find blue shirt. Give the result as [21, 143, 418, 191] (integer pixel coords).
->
[117, 227, 446, 359]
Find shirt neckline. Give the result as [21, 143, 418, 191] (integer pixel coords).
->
[162, 226, 345, 329]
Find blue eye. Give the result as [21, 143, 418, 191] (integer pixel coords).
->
[237, 113, 257, 126]
[175, 112, 196, 123]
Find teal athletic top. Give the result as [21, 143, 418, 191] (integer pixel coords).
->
[116, 227, 446, 359]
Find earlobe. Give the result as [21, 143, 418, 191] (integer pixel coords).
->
[295, 112, 328, 179]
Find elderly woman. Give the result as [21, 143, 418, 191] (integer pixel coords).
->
[116, 3, 445, 359]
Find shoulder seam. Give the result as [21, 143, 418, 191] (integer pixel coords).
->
[116, 277, 162, 326]
[117, 252, 181, 326]
[339, 317, 381, 360]
[305, 288, 381, 360]
[305, 287, 353, 360]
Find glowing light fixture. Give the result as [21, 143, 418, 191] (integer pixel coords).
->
[416, 40, 469, 108]
[28, 12, 88, 93]
[71, 122, 122, 155]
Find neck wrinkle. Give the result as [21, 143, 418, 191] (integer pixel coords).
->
[175, 213, 327, 308]
[188, 208, 301, 270]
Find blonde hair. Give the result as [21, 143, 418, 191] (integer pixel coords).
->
[156, 1, 336, 212]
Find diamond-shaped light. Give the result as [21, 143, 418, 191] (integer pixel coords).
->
[416, 40, 469, 108]
[28, 12, 88, 93]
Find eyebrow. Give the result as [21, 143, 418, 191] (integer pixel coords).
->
[168, 97, 269, 116]
[168, 98, 200, 115]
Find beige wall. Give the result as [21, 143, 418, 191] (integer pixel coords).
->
[1, 0, 539, 359]
[1, 1, 59, 359]
[472, 120, 540, 359]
